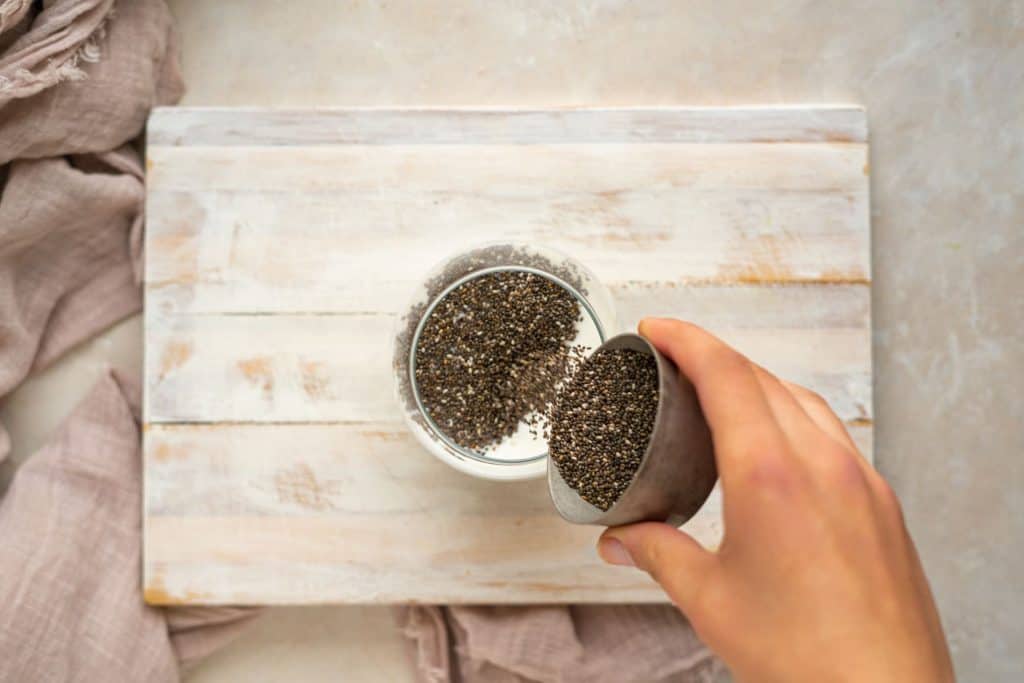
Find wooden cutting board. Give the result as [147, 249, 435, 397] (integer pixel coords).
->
[143, 107, 871, 604]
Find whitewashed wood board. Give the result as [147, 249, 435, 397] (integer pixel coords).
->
[143, 107, 871, 605]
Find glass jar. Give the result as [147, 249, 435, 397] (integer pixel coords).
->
[392, 242, 618, 480]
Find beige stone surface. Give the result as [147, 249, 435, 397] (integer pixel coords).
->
[0, 316, 143, 492]
[1, 0, 1019, 681]
[183, 607, 411, 683]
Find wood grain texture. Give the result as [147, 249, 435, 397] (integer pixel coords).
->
[148, 107, 868, 146]
[145, 143, 868, 316]
[144, 107, 871, 604]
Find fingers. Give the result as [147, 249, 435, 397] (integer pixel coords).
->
[749, 364, 830, 447]
[773, 374, 883, 492]
[600, 523, 716, 615]
[637, 318, 789, 479]
[639, 318, 873, 487]
[778, 378, 859, 454]
[747, 364, 881, 500]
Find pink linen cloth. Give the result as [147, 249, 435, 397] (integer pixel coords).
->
[399, 605, 724, 682]
[0, 1, 258, 680]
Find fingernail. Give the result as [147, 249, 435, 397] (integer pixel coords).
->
[598, 538, 635, 567]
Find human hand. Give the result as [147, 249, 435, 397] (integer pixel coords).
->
[598, 318, 954, 683]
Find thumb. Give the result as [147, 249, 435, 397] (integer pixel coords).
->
[599, 522, 716, 613]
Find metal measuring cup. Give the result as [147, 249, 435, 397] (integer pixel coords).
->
[547, 332, 718, 527]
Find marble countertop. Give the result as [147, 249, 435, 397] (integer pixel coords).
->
[1, 1, 1019, 681]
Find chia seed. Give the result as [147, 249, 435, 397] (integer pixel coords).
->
[549, 348, 659, 510]
[413, 270, 584, 451]
[394, 245, 588, 438]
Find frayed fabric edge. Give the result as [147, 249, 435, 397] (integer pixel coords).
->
[0, 4, 115, 98]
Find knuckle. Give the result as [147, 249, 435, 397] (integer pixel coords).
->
[804, 389, 830, 409]
[640, 540, 682, 590]
[873, 476, 905, 520]
[792, 384, 829, 409]
[819, 449, 868, 491]
[643, 536, 668, 572]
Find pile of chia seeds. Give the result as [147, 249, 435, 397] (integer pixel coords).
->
[548, 348, 659, 510]
[413, 270, 584, 451]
